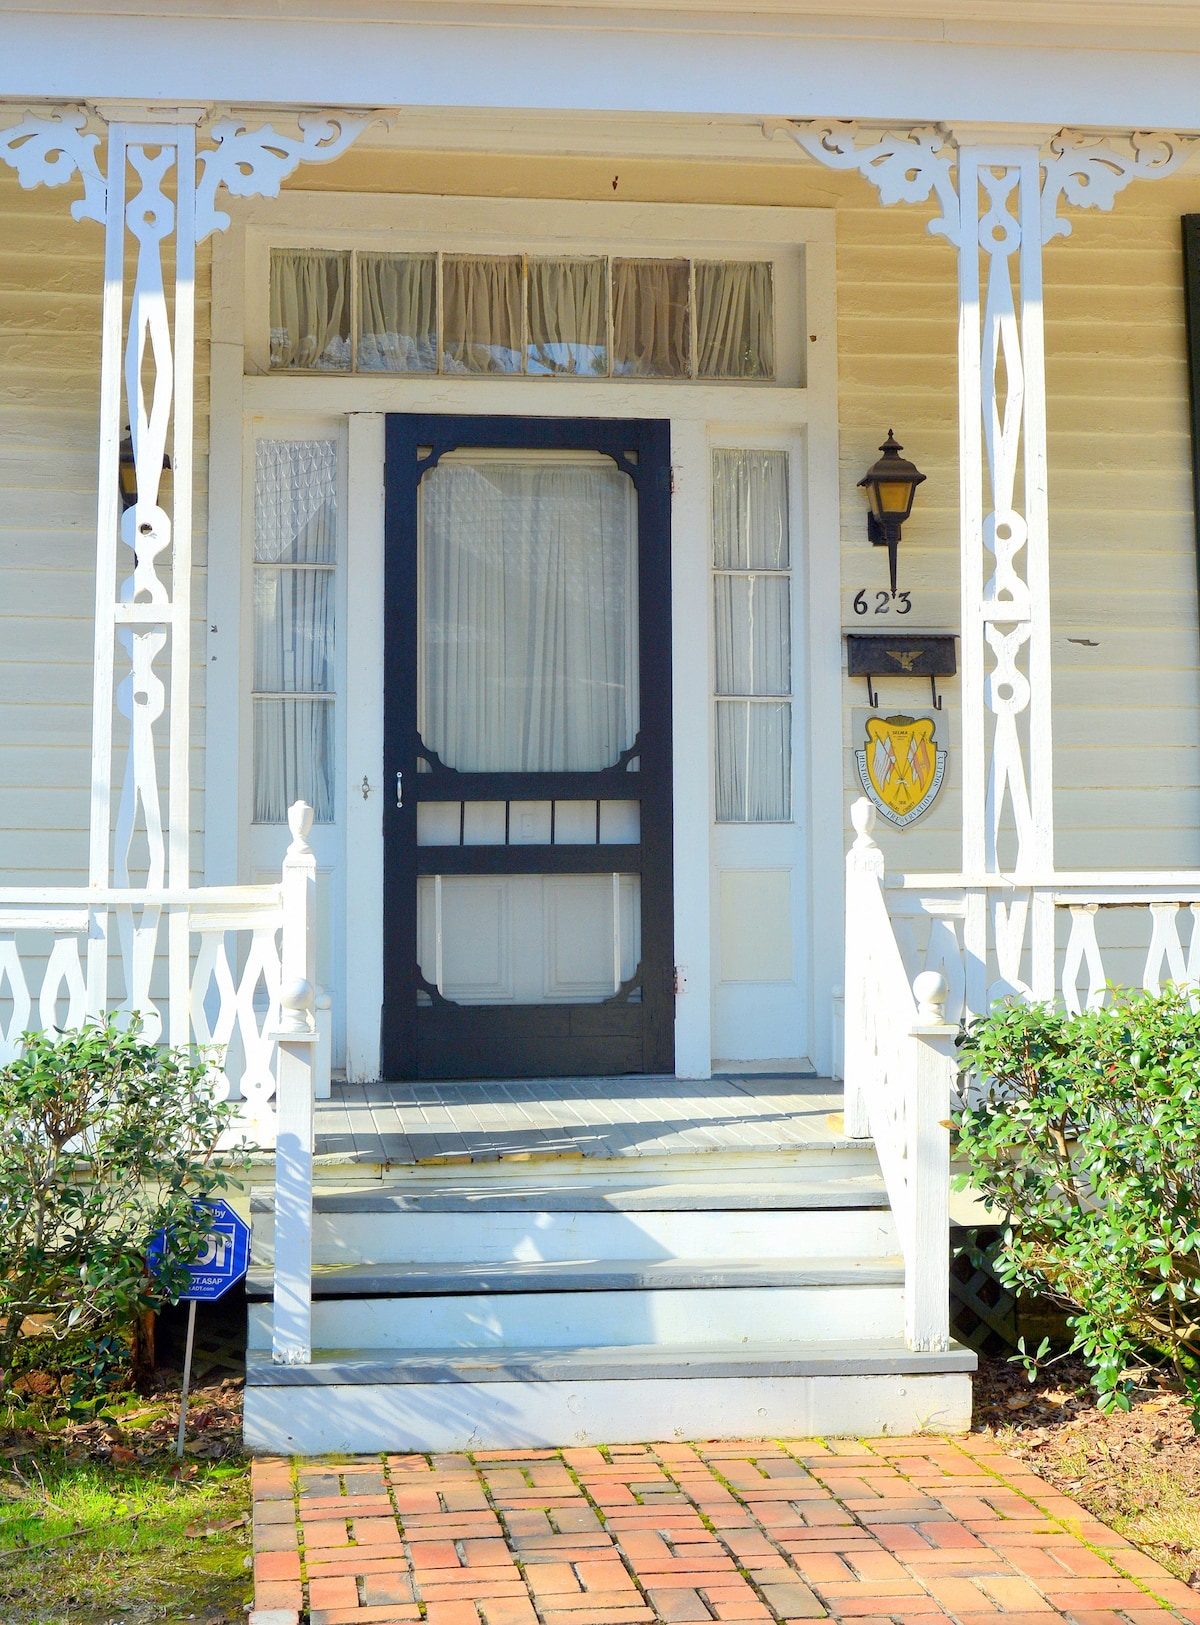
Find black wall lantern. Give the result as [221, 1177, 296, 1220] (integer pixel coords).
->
[857, 430, 926, 595]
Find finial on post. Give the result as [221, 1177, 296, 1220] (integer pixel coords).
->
[286, 800, 314, 857]
[278, 975, 315, 1035]
[913, 970, 949, 1024]
[850, 796, 877, 850]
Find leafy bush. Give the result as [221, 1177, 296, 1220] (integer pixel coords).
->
[955, 989, 1200, 1418]
[0, 1019, 249, 1384]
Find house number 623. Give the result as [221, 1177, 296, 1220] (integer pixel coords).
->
[853, 590, 912, 615]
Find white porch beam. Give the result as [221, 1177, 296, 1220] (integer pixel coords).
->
[7, 12, 1200, 134]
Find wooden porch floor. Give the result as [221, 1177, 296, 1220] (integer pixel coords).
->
[312, 1075, 846, 1166]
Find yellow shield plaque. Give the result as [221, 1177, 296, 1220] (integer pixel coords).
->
[855, 713, 946, 828]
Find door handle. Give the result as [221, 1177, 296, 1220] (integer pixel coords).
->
[396, 770, 404, 810]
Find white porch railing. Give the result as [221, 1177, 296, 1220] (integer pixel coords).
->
[0, 801, 327, 1148]
[844, 800, 956, 1353]
[884, 870, 1200, 1020]
[0, 801, 323, 1363]
[847, 793, 1200, 1356]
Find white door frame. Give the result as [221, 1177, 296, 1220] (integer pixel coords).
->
[206, 192, 842, 1080]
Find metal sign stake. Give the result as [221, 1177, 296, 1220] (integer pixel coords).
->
[149, 1198, 251, 1462]
[176, 1298, 197, 1460]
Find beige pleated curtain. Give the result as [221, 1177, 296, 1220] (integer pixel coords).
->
[271, 251, 774, 379]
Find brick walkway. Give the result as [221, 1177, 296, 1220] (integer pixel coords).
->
[250, 1436, 1200, 1625]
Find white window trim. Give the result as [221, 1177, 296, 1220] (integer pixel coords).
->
[207, 191, 842, 1081]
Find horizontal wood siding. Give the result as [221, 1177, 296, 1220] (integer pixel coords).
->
[0, 165, 210, 884]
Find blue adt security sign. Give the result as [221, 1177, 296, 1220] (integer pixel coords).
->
[149, 1199, 251, 1302]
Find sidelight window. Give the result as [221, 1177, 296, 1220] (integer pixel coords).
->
[712, 449, 793, 822]
[252, 439, 338, 823]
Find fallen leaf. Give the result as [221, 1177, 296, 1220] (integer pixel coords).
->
[184, 1516, 247, 1538]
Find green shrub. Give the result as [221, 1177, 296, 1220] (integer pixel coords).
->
[955, 989, 1200, 1418]
[0, 1019, 250, 1384]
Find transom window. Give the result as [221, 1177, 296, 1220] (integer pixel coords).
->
[269, 250, 775, 381]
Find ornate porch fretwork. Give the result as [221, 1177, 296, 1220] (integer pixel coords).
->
[0, 105, 366, 1067]
[790, 123, 960, 245]
[790, 118, 1195, 1006]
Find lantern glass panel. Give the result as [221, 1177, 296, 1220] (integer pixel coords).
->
[876, 478, 915, 516]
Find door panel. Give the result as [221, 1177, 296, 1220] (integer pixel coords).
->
[382, 415, 672, 1080]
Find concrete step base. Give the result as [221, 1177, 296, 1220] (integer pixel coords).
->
[243, 1340, 975, 1452]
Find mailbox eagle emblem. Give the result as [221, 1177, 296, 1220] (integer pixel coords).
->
[855, 713, 946, 828]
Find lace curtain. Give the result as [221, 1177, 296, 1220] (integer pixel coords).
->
[712, 449, 792, 822]
[253, 440, 338, 822]
[419, 458, 638, 772]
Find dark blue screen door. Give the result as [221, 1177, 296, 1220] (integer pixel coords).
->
[381, 414, 674, 1081]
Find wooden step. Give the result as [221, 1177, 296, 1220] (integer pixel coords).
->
[247, 1277, 907, 1351]
[251, 1175, 890, 1213]
[246, 1337, 976, 1385]
[245, 1254, 906, 1299]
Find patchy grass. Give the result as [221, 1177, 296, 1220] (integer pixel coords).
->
[0, 1378, 250, 1625]
[975, 1354, 1200, 1587]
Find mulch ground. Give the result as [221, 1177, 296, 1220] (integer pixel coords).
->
[0, 1372, 244, 1470]
[973, 1356, 1200, 1585]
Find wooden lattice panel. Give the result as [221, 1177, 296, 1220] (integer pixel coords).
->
[950, 1232, 1018, 1356]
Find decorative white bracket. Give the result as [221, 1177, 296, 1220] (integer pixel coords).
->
[0, 104, 368, 1049]
[787, 117, 1196, 1005]
[788, 122, 961, 246]
[786, 120, 1195, 249]
[194, 113, 366, 239]
[0, 108, 107, 222]
[1040, 130, 1195, 244]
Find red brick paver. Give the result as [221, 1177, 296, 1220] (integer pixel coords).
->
[250, 1437, 1200, 1625]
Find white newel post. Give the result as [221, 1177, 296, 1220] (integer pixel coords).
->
[907, 972, 956, 1353]
[271, 801, 318, 1365]
[842, 798, 881, 1140]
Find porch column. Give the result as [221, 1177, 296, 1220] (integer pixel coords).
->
[0, 104, 368, 1033]
[951, 133, 1056, 1007]
[786, 121, 1194, 1003]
